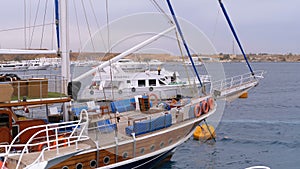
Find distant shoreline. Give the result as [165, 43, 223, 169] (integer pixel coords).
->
[0, 53, 299, 63]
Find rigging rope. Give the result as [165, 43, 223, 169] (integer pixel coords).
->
[106, 0, 111, 53]
[89, 0, 108, 51]
[150, 0, 173, 23]
[217, 0, 255, 76]
[81, 0, 95, 51]
[28, 0, 42, 48]
[24, 0, 27, 49]
[166, 0, 203, 87]
[73, 1, 83, 49]
[0, 23, 53, 33]
[40, 0, 49, 49]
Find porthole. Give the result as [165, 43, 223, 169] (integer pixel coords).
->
[90, 160, 97, 168]
[122, 152, 128, 159]
[168, 138, 173, 145]
[140, 147, 145, 154]
[62, 166, 69, 169]
[75, 163, 83, 169]
[160, 141, 165, 148]
[103, 156, 110, 165]
[150, 144, 155, 151]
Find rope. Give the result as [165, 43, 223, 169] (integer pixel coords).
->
[218, 0, 255, 76]
[40, 0, 49, 49]
[29, 0, 42, 48]
[81, 0, 95, 51]
[73, 1, 83, 49]
[0, 23, 53, 33]
[150, 0, 173, 24]
[106, 0, 111, 53]
[203, 119, 216, 142]
[89, 0, 108, 51]
[24, 0, 27, 49]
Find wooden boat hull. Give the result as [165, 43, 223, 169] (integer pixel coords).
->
[48, 120, 200, 169]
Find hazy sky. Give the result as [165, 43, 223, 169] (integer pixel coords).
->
[0, 0, 299, 54]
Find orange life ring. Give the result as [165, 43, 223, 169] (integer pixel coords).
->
[201, 100, 209, 114]
[51, 136, 68, 148]
[208, 98, 214, 110]
[37, 143, 47, 151]
[194, 104, 202, 117]
[0, 161, 7, 169]
[149, 93, 159, 106]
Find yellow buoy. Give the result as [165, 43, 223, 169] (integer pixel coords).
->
[193, 124, 216, 140]
[239, 92, 248, 99]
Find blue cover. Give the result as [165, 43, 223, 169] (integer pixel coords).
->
[133, 119, 151, 135]
[151, 116, 165, 131]
[165, 113, 172, 127]
[72, 106, 88, 116]
[97, 119, 116, 133]
[125, 114, 172, 136]
[110, 98, 135, 113]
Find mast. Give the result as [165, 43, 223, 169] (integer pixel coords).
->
[54, 0, 60, 55]
[58, 0, 70, 121]
[59, 0, 71, 93]
[166, 0, 203, 87]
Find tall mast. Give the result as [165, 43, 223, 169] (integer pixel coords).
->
[54, 0, 60, 54]
[59, 0, 71, 94]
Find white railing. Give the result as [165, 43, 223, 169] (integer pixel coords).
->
[1, 110, 89, 169]
[211, 70, 264, 93]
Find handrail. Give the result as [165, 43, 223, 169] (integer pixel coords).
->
[1, 110, 89, 169]
[211, 70, 264, 92]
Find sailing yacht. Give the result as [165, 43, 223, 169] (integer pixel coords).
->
[0, 0, 264, 169]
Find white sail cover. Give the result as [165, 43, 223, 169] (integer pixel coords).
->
[0, 49, 56, 54]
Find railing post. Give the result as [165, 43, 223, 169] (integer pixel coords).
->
[55, 128, 59, 154]
[240, 75, 243, 85]
[17, 81, 20, 101]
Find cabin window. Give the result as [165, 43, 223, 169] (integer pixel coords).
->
[138, 80, 145, 87]
[12, 125, 19, 141]
[103, 156, 110, 165]
[0, 114, 9, 128]
[168, 138, 173, 145]
[62, 166, 69, 169]
[140, 147, 145, 154]
[90, 160, 97, 168]
[159, 80, 166, 86]
[75, 163, 83, 169]
[149, 79, 156, 86]
[127, 80, 131, 84]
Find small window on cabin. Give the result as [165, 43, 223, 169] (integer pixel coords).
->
[138, 80, 145, 87]
[149, 79, 156, 86]
[0, 114, 9, 128]
[127, 80, 131, 83]
[159, 80, 166, 86]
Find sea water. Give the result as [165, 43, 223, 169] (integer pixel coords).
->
[159, 62, 300, 169]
